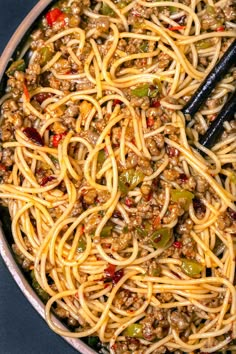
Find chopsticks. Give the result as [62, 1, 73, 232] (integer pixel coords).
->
[182, 39, 236, 149]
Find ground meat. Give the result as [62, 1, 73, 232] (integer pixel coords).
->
[12, 243, 33, 271]
[130, 96, 150, 110]
[112, 127, 121, 145]
[163, 169, 180, 181]
[170, 311, 191, 331]
[146, 138, 160, 156]
[143, 259, 161, 276]
[206, 97, 221, 110]
[1, 147, 14, 167]
[153, 133, 164, 149]
[95, 16, 110, 33]
[201, 7, 225, 31]
[79, 129, 99, 145]
[195, 176, 208, 193]
[156, 53, 171, 70]
[25, 63, 41, 85]
[163, 204, 184, 224]
[223, 0, 236, 21]
[181, 234, 197, 259]
[137, 158, 153, 176]
[84, 212, 101, 233]
[83, 188, 97, 204]
[112, 232, 132, 252]
[126, 152, 138, 169]
[71, 201, 83, 216]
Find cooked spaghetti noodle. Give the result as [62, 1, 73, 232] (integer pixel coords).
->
[0, 0, 236, 352]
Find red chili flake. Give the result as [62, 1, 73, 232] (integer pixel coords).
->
[112, 269, 124, 285]
[147, 117, 154, 127]
[104, 264, 124, 285]
[34, 92, 54, 104]
[23, 127, 44, 146]
[104, 264, 116, 279]
[113, 99, 122, 106]
[179, 173, 188, 182]
[173, 241, 182, 248]
[168, 25, 186, 31]
[40, 175, 56, 186]
[52, 132, 67, 147]
[166, 146, 179, 157]
[125, 197, 133, 207]
[0, 164, 7, 171]
[131, 138, 136, 145]
[23, 83, 30, 102]
[45, 8, 65, 27]
[153, 215, 160, 229]
[151, 99, 160, 108]
[216, 26, 225, 32]
[193, 198, 206, 214]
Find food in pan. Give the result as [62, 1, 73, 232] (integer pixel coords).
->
[0, 0, 236, 353]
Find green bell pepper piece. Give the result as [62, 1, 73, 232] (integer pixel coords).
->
[151, 227, 172, 248]
[77, 239, 86, 252]
[100, 225, 113, 238]
[131, 84, 149, 97]
[171, 189, 194, 211]
[97, 150, 106, 164]
[119, 169, 144, 195]
[124, 324, 143, 338]
[181, 258, 203, 277]
[39, 47, 53, 66]
[101, 3, 115, 15]
[30, 270, 50, 303]
[6, 59, 26, 77]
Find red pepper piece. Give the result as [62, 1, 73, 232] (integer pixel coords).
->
[112, 269, 124, 284]
[179, 173, 188, 182]
[52, 132, 67, 147]
[216, 26, 225, 32]
[104, 264, 124, 285]
[23, 127, 44, 146]
[166, 146, 179, 157]
[168, 25, 186, 31]
[45, 8, 65, 27]
[40, 175, 56, 186]
[125, 197, 133, 207]
[153, 215, 160, 229]
[112, 99, 122, 106]
[104, 264, 116, 278]
[151, 99, 160, 108]
[23, 83, 30, 102]
[147, 117, 154, 127]
[173, 241, 182, 248]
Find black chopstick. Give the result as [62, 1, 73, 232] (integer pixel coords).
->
[182, 39, 236, 117]
[199, 90, 236, 149]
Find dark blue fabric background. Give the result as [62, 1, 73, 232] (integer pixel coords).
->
[0, 1, 80, 353]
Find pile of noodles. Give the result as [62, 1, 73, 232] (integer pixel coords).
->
[0, 0, 236, 352]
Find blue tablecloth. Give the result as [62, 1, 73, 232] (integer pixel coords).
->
[0, 1, 80, 353]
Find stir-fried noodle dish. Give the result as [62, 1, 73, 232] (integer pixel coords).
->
[0, 0, 236, 352]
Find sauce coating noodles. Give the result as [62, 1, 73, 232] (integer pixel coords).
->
[0, 0, 236, 353]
